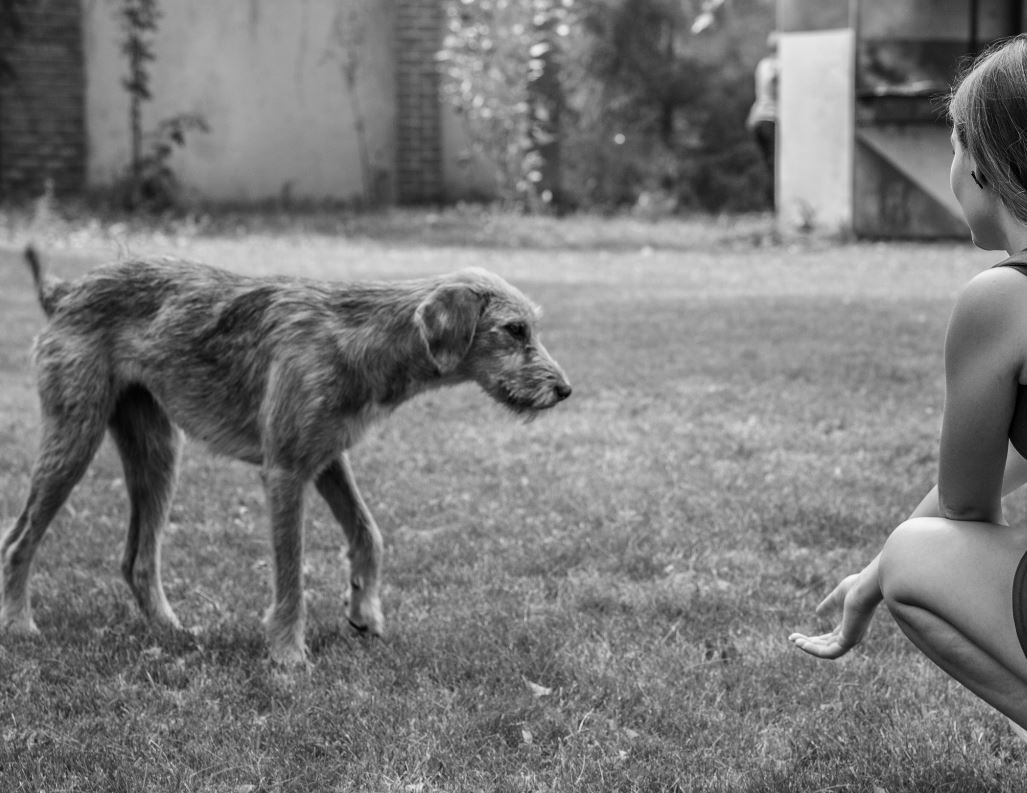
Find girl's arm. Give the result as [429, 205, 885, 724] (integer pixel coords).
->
[791, 269, 1027, 659]
[935, 268, 1026, 522]
[910, 441, 1027, 520]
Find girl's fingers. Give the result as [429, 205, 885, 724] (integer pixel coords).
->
[788, 629, 846, 659]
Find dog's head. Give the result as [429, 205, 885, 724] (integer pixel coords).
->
[414, 268, 572, 415]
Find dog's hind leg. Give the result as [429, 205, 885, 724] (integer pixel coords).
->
[315, 455, 384, 637]
[108, 386, 183, 630]
[1, 409, 107, 634]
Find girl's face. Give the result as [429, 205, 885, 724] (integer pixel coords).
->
[950, 127, 1004, 250]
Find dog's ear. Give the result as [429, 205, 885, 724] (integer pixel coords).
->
[414, 283, 486, 374]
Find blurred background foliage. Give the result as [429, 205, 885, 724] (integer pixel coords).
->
[0, 0, 25, 85]
[438, 0, 776, 214]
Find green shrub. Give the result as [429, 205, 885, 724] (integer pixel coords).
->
[440, 0, 775, 213]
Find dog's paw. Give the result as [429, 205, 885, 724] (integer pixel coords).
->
[146, 605, 183, 632]
[146, 612, 184, 636]
[268, 641, 311, 672]
[1, 619, 41, 637]
[0, 609, 40, 637]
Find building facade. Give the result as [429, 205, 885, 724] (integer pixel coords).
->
[777, 0, 1026, 238]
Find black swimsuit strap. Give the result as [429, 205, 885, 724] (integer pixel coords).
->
[991, 251, 1027, 276]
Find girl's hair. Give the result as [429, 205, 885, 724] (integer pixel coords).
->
[949, 34, 1027, 224]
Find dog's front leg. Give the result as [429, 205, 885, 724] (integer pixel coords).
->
[261, 465, 310, 667]
[314, 455, 384, 636]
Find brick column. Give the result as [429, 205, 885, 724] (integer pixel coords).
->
[395, 0, 443, 204]
[0, 0, 85, 198]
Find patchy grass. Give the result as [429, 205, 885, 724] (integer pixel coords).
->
[1, 213, 1025, 791]
[0, 199, 781, 253]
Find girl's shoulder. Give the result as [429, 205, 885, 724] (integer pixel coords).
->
[949, 262, 1027, 362]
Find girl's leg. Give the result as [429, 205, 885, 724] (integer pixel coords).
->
[879, 516, 1027, 727]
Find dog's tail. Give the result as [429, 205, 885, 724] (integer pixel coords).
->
[24, 245, 70, 318]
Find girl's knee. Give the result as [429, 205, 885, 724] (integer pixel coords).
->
[879, 517, 951, 607]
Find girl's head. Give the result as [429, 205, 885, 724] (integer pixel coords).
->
[949, 34, 1027, 226]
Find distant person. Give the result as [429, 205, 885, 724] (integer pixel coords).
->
[746, 32, 779, 208]
[790, 34, 1027, 738]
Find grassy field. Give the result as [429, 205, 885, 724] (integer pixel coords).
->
[1, 212, 1025, 791]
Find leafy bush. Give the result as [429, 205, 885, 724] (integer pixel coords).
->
[111, 112, 209, 212]
[438, 0, 574, 211]
[0, 0, 25, 86]
[439, 0, 775, 213]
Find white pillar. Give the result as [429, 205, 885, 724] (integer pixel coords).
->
[777, 28, 855, 234]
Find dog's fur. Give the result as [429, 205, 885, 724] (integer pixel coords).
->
[2, 248, 571, 666]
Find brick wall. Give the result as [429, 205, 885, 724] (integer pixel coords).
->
[395, 0, 443, 204]
[0, 0, 85, 198]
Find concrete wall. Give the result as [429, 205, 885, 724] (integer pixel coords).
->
[778, 28, 855, 233]
[81, 0, 397, 204]
[778, 0, 849, 32]
[858, 0, 1012, 40]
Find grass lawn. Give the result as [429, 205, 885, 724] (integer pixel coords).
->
[1, 212, 1025, 791]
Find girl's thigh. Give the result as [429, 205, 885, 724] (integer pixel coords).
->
[880, 516, 1027, 679]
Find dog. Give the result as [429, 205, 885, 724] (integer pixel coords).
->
[2, 248, 571, 666]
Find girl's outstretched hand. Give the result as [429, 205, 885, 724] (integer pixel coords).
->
[789, 571, 881, 659]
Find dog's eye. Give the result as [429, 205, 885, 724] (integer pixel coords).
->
[505, 322, 528, 342]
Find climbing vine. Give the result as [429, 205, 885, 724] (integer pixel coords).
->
[114, 0, 207, 211]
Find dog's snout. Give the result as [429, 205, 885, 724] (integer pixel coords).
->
[554, 382, 572, 401]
